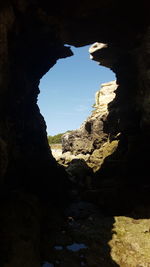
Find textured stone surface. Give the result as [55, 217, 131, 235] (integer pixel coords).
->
[94, 81, 117, 111]
[89, 42, 116, 68]
[0, 192, 40, 267]
[110, 216, 150, 266]
[39, 200, 150, 267]
[61, 81, 118, 170]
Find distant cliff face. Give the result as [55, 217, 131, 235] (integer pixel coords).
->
[93, 81, 117, 114]
[61, 80, 118, 170]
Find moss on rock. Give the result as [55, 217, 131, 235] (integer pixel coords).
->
[109, 216, 150, 266]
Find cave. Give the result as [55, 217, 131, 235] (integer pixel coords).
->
[0, 1, 150, 266]
[38, 44, 115, 137]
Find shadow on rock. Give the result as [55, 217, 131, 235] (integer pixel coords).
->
[41, 199, 119, 267]
[66, 158, 93, 191]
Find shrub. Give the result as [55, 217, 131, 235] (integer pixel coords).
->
[48, 130, 73, 145]
[48, 133, 63, 144]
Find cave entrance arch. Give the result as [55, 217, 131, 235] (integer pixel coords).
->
[38, 44, 115, 152]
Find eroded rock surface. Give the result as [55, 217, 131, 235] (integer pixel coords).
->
[61, 81, 118, 170]
[0, 192, 40, 267]
[110, 216, 150, 266]
[39, 201, 150, 267]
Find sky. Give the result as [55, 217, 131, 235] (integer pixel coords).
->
[38, 45, 115, 136]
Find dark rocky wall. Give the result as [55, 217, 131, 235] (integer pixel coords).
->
[0, 1, 73, 195]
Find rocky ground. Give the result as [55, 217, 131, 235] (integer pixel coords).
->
[1, 189, 150, 267]
[51, 144, 63, 160]
[40, 199, 150, 267]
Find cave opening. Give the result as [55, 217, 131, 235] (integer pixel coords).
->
[38, 44, 115, 154]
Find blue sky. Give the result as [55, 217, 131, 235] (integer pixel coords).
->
[38, 45, 115, 136]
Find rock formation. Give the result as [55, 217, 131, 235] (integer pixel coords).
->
[0, 1, 150, 266]
[61, 80, 118, 170]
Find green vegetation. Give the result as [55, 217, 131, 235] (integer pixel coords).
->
[48, 133, 64, 144]
[48, 130, 72, 144]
